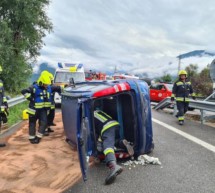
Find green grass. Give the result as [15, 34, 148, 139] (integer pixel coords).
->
[7, 101, 29, 127]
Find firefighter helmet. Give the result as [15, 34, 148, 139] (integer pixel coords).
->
[38, 71, 51, 85]
[178, 70, 187, 76]
[48, 72, 54, 80]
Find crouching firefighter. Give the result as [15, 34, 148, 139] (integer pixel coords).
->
[21, 72, 51, 144]
[94, 110, 123, 185]
[171, 70, 196, 125]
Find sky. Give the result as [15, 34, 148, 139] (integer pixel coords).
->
[36, 0, 215, 78]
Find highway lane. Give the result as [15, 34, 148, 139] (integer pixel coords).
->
[65, 108, 215, 193]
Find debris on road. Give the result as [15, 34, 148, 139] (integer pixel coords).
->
[122, 154, 161, 168]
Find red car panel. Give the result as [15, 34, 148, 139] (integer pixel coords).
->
[150, 83, 173, 102]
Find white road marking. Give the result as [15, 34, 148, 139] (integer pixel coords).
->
[152, 118, 215, 153]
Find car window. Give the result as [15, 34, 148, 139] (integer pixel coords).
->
[54, 71, 85, 83]
[150, 84, 163, 90]
[165, 84, 173, 91]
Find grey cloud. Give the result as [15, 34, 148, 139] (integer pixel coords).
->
[38, 0, 215, 77]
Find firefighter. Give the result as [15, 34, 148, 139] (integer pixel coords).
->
[46, 72, 62, 133]
[94, 110, 123, 185]
[171, 70, 196, 125]
[21, 72, 51, 144]
[0, 65, 8, 147]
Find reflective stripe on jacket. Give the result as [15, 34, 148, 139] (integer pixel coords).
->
[172, 79, 195, 102]
[33, 84, 51, 109]
[94, 110, 119, 136]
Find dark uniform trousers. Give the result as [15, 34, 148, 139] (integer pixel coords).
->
[101, 125, 119, 163]
[94, 110, 120, 164]
[176, 101, 189, 121]
[29, 109, 47, 137]
[47, 108, 55, 126]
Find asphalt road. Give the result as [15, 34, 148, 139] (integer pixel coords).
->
[64, 109, 215, 193]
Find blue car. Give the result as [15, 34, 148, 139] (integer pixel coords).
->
[61, 79, 154, 181]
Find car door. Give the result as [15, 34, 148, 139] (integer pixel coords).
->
[76, 100, 91, 181]
[157, 85, 168, 101]
[150, 84, 159, 101]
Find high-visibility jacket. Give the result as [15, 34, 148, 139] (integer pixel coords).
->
[94, 110, 119, 136]
[171, 79, 195, 102]
[47, 85, 62, 109]
[0, 79, 8, 115]
[21, 84, 51, 115]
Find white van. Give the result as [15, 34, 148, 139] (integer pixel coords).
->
[54, 63, 85, 104]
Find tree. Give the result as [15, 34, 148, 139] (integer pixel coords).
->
[160, 73, 172, 83]
[191, 67, 213, 97]
[0, 0, 53, 93]
[185, 64, 198, 80]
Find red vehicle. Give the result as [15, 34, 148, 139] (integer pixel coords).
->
[113, 73, 139, 80]
[85, 70, 106, 81]
[150, 83, 173, 102]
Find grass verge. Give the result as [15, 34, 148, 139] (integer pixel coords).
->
[7, 101, 29, 127]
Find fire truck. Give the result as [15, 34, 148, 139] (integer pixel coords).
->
[113, 73, 139, 80]
[53, 63, 85, 104]
[85, 70, 106, 81]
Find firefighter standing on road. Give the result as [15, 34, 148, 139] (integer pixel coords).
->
[171, 70, 196, 125]
[94, 110, 124, 185]
[0, 65, 9, 147]
[21, 72, 51, 144]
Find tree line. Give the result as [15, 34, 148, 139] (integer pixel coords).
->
[0, 0, 52, 94]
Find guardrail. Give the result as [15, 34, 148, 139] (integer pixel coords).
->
[153, 98, 172, 110]
[8, 96, 26, 107]
[153, 97, 215, 125]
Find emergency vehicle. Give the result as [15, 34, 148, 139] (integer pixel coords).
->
[53, 63, 85, 104]
[85, 70, 106, 81]
[150, 83, 173, 102]
[113, 73, 139, 80]
[61, 79, 154, 181]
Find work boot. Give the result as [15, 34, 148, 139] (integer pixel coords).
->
[179, 120, 184, 125]
[29, 136, 41, 144]
[0, 143, 6, 147]
[47, 127, 54, 132]
[50, 123, 56, 126]
[43, 130, 50, 136]
[122, 139, 134, 156]
[105, 161, 123, 185]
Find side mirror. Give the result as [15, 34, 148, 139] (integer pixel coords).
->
[69, 78, 76, 88]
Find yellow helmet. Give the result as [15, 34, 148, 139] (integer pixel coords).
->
[48, 72, 54, 81]
[178, 70, 187, 76]
[38, 71, 51, 85]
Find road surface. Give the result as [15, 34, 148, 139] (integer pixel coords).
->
[64, 109, 215, 193]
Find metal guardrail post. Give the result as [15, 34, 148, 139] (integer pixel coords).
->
[173, 104, 177, 116]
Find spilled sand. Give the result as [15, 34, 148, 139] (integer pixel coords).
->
[0, 113, 81, 193]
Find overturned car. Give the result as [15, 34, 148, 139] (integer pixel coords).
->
[61, 79, 154, 181]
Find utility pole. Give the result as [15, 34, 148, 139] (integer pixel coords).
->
[114, 65, 117, 74]
[178, 56, 181, 74]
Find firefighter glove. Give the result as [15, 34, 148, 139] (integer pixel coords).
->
[4, 102, 8, 109]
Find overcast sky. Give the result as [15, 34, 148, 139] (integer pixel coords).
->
[37, 0, 215, 77]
